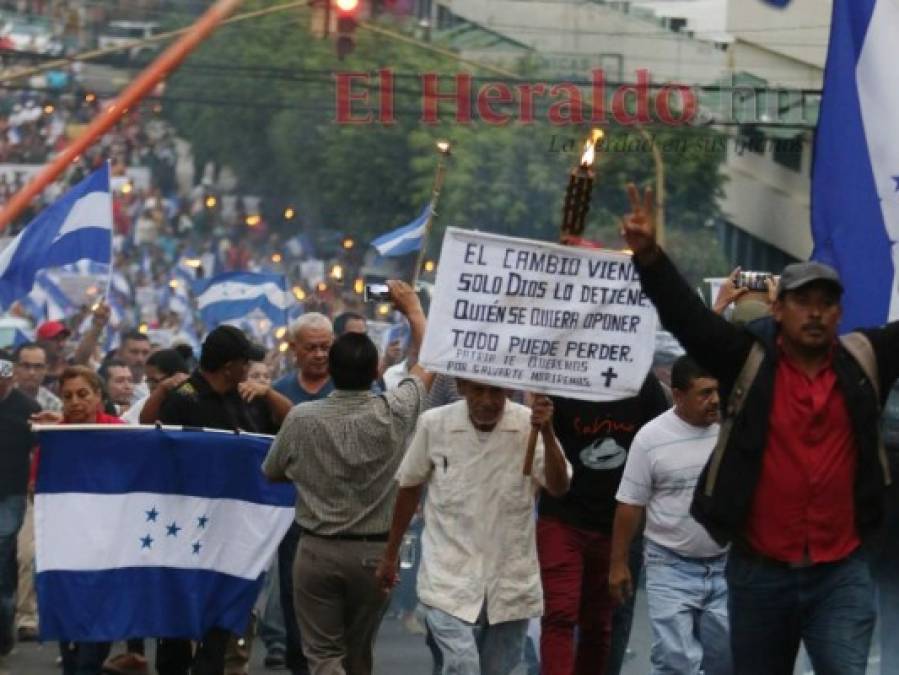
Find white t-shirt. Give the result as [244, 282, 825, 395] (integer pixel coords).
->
[121, 395, 148, 425]
[616, 408, 725, 559]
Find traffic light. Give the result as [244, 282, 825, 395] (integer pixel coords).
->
[335, 0, 359, 60]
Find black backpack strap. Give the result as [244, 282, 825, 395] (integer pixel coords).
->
[703, 342, 765, 497]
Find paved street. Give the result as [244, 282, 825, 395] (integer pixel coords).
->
[0, 596, 885, 674]
[0, 616, 436, 675]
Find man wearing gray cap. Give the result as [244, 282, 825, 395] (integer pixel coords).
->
[620, 185, 899, 675]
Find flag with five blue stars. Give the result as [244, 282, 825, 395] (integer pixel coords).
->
[34, 426, 295, 641]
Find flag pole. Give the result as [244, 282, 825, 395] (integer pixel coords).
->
[523, 129, 604, 476]
[411, 140, 452, 286]
[0, 0, 245, 232]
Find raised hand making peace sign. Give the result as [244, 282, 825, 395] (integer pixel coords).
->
[620, 182, 657, 259]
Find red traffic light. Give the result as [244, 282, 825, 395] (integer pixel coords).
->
[333, 0, 359, 59]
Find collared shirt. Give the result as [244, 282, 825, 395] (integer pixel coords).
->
[396, 399, 572, 625]
[158, 371, 277, 434]
[262, 377, 426, 536]
[745, 346, 860, 563]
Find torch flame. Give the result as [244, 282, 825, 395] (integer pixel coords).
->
[580, 129, 604, 168]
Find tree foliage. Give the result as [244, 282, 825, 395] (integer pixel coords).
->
[164, 0, 730, 283]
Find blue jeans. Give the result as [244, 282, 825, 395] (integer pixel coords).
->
[422, 604, 527, 675]
[644, 540, 731, 675]
[727, 547, 875, 675]
[0, 494, 26, 654]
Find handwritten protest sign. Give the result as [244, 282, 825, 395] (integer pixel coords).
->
[420, 228, 658, 402]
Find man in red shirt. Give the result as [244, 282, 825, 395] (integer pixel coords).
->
[621, 184, 898, 675]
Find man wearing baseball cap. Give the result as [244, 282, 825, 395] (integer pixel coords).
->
[621, 183, 899, 675]
[35, 321, 71, 343]
[152, 325, 293, 675]
[35, 321, 71, 395]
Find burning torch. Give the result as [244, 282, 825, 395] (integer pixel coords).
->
[523, 128, 604, 476]
[560, 129, 604, 245]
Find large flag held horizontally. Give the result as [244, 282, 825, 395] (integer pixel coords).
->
[0, 163, 112, 309]
[35, 426, 295, 640]
[811, 0, 899, 330]
[371, 204, 432, 257]
[194, 272, 291, 330]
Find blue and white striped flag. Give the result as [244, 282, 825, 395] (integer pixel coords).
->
[110, 271, 132, 301]
[35, 426, 295, 641]
[11, 327, 32, 348]
[27, 272, 75, 322]
[195, 272, 290, 329]
[0, 163, 112, 309]
[811, 0, 899, 330]
[370, 204, 431, 257]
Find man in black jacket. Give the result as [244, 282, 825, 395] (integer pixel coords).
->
[621, 184, 899, 675]
[155, 326, 292, 675]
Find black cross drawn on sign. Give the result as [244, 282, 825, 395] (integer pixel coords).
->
[601, 367, 618, 388]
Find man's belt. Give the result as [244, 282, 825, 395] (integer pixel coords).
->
[301, 528, 389, 542]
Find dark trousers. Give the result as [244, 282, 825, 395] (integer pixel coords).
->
[156, 627, 231, 675]
[279, 522, 310, 675]
[727, 547, 875, 675]
[874, 463, 899, 675]
[60, 641, 111, 675]
[126, 638, 145, 654]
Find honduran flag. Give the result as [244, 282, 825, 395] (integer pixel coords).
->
[34, 425, 295, 641]
[0, 163, 111, 309]
[371, 204, 432, 257]
[195, 272, 290, 330]
[811, 0, 899, 330]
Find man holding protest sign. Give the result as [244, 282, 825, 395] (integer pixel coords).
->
[621, 184, 899, 675]
[377, 381, 571, 673]
[419, 226, 668, 674]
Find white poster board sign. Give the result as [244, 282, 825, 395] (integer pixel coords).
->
[420, 228, 658, 401]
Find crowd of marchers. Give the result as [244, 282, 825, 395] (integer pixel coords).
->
[2, 184, 899, 675]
